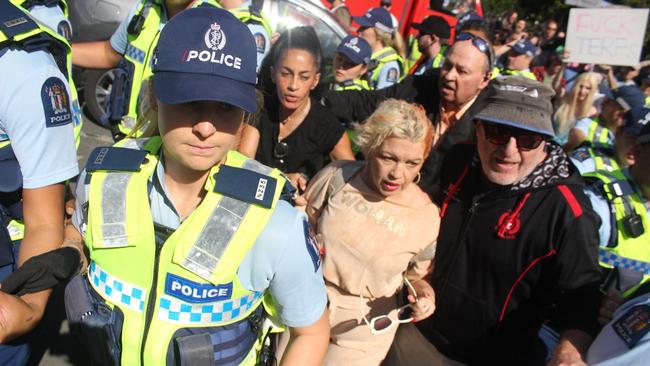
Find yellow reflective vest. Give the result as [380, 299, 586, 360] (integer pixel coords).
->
[500, 68, 537, 80]
[84, 137, 286, 365]
[111, 0, 219, 137]
[586, 169, 650, 295]
[369, 46, 405, 89]
[334, 78, 370, 91]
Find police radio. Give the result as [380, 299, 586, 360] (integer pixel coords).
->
[127, 0, 153, 36]
[623, 211, 644, 238]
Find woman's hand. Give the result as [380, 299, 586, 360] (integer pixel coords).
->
[407, 278, 435, 322]
[286, 172, 308, 193]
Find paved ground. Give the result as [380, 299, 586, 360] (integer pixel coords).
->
[29, 115, 113, 366]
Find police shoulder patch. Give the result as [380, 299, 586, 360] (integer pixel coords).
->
[302, 220, 321, 272]
[571, 147, 591, 162]
[41, 77, 72, 128]
[612, 304, 650, 349]
[57, 20, 73, 41]
[253, 32, 266, 53]
[386, 67, 398, 83]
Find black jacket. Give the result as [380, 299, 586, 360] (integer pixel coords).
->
[321, 70, 487, 197]
[418, 143, 603, 365]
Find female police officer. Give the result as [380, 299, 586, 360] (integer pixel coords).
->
[64, 7, 329, 366]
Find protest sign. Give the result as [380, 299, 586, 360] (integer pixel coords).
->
[565, 8, 649, 67]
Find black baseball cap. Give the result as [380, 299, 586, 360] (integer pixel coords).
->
[412, 15, 450, 39]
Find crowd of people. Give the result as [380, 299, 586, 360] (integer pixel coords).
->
[1, 0, 650, 365]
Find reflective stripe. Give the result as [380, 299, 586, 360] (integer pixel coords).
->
[181, 159, 272, 280]
[100, 173, 132, 247]
[125, 44, 145, 63]
[158, 291, 263, 324]
[592, 126, 604, 143]
[599, 249, 650, 276]
[182, 196, 251, 280]
[89, 261, 146, 312]
[7, 220, 24, 241]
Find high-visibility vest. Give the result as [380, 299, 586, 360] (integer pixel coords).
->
[501, 68, 537, 80]
[109, 0, 219, 137]
[584, 118, 614, 147]
[84, 137, 286, 365]
[409, 44, 447, 75]
[572, 145, 620, 173]
[227, 4, 272, 39]
[368, 46, 404, 89]
[586, 169, 650, 296]
[334, 78, 370, 91]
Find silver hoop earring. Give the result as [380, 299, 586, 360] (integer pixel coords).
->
[414, 172, 421, 184]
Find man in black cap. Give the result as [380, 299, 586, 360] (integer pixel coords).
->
[387, 76, 603, 365]
[409, 15, 451, 75]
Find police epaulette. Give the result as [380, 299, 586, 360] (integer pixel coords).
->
[213, 165, 277, 208]
[0, 1, 39, 40]
[85, 146, 149, 172]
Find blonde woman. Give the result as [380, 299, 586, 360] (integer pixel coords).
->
[552, 71, 599, 146]
[354, 8, 405, 90]
[304, 99, 439, 365]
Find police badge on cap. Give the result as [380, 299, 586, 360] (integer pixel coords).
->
[152, 7, 257, 112]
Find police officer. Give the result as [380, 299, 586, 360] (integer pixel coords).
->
[14, 0, 83, 147]
[332, 35, 371, 92]
[65, 8, 329, 365]
[496, 39, 537, 80]
[218, 0, 272, 74]
[584, 122, 650, 294]
[0, 1, 80, 364]
[585, 125, 650, 366]
[408, 15, 450, 76]
[72, 0, 221, 140]
[354, 7, 404, 90]
[571, 106, 649, 174]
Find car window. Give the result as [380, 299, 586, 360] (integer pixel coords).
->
[271, 0, 344, 83]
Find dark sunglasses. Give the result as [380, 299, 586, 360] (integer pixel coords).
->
[481, 122, 546, 150]
[455, 32, 493, 69]
[274, 140, 289, 162]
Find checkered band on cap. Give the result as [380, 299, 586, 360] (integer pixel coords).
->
[89, 262, 147, 312]
[599, 249, 650, 276]
[158, 291, 264, 324]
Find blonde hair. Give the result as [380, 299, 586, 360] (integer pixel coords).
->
[129, 80, 262, 138]
[372, 27, 407, 59]
[355, 99, 433, 157]
[553, 72, 599, 137]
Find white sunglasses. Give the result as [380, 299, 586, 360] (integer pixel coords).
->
[359, 277, 418, 335]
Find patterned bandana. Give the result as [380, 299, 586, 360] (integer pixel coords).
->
[512, 142, 571, 191]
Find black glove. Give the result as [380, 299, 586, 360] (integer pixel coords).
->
[0, 247, 80, 296]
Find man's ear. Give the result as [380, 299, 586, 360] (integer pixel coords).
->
[479, 71, 491, 89]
